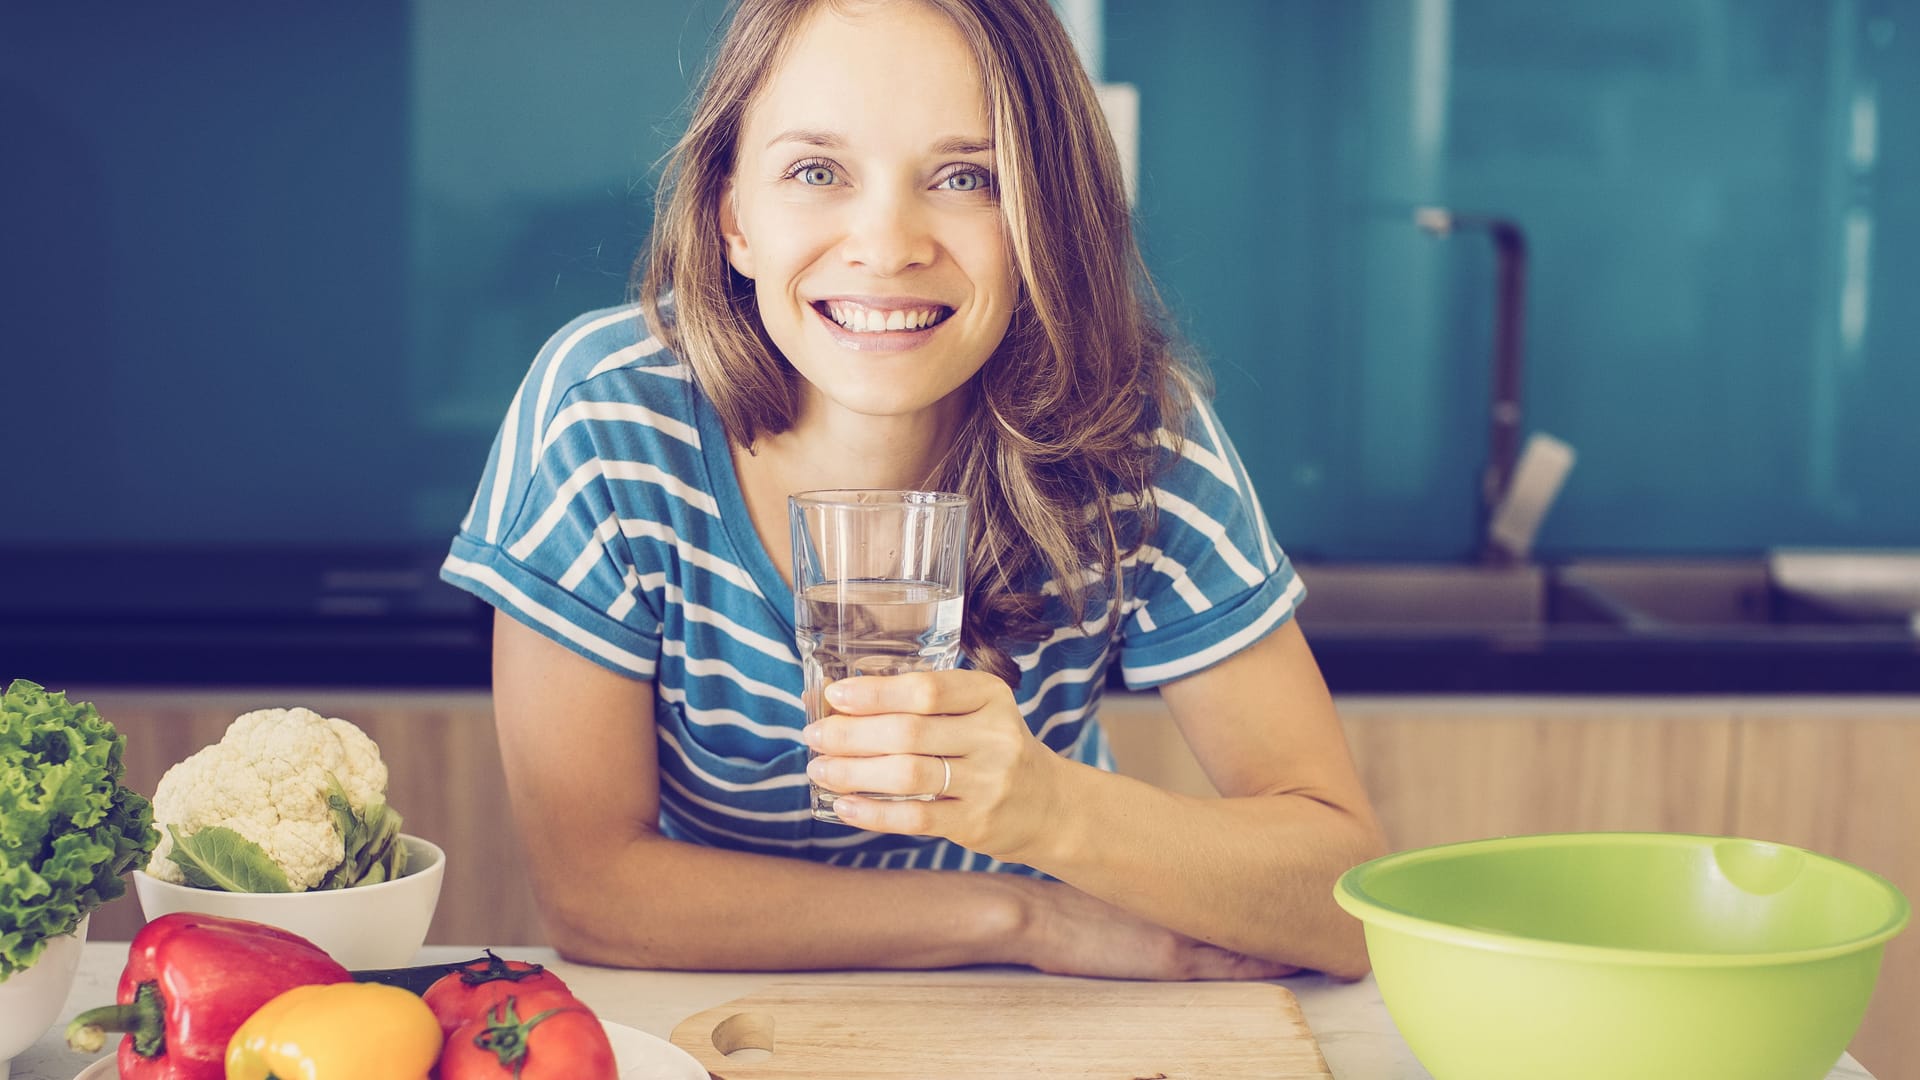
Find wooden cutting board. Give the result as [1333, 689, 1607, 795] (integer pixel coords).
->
[667, 975, 1332, 1078]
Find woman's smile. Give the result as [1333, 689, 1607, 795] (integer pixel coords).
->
[809, 296, 957, 352]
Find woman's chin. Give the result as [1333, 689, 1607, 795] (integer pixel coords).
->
[795, 377, 973, 432]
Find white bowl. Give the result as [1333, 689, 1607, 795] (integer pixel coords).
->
[1770, 548, 1920, 619]
[133, 834, 444, 970]
[0, 915, 89, 1080]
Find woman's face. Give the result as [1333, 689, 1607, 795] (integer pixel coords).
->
[721, 0, 1017, 431]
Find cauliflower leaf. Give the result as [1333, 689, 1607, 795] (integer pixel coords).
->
[165, 824, 293, 892]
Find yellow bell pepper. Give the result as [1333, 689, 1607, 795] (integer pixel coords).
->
[225, 981, 441, 1080]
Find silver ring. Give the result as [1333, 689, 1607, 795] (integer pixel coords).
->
[935, 756, 952, 799]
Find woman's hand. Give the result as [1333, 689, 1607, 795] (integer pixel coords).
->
[1014, 879, 1300, 981]
[804, 669, 1067, 864]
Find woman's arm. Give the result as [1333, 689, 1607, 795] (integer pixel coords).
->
[490, 613, 1294, 979]
[1061, 618, 1386, 977]
[491, 612, 1008, 969]
[816, 618, 1388, 979]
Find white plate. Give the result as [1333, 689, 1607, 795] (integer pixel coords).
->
[71, 1020, 706, 1080]
[603, 1020, 709, 1080]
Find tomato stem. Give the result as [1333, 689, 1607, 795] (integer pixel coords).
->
[472, 997, 570, 1078]
[457, 948, 549, 985]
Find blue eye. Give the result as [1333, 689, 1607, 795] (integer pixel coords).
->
[788, 160, 838, 186]
[939, 168, 993, 193]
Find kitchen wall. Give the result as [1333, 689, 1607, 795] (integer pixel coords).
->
[3, 1, 1915, 560]
[1108, 0, 1919, 559]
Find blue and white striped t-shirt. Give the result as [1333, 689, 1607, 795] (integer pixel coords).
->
[442, 304, 1304, 874]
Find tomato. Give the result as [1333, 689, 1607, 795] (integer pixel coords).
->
[435, 998, 618, 1080]
[421, 952, 581, 1040]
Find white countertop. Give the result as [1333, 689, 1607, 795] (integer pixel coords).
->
[11, 944, 1878, 1080]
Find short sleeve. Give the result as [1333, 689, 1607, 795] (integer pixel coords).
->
[440, 308, 666, 680]
[1116, 394, 1305, 689]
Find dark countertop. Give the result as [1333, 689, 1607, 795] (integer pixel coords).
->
[8, 608, 1920, 694]
[5, 548, 1918, 693]
[1304, 628, 1920, 693]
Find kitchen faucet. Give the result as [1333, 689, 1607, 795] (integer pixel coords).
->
[1415, 207, 1542, 564]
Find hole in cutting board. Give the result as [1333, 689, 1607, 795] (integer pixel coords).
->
[712, 1010, 776, 1064]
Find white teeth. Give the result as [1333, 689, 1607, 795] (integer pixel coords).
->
[822, 301, 948, 333]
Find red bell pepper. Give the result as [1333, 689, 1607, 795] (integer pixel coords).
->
[65, 912, 354, 1080]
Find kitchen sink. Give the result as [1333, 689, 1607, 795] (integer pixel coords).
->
[1293, 557, 1920, 641]
[1292, 562, 1549, 635]
[1557, 557, 1920, 636]
[1191, 558, 1920, 692]
[1552, 559, 1776, 630]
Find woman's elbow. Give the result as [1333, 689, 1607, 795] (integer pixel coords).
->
[1315, 813, 1387, 981]
[531, 884, 633, 967]
[525, 831, 677, 968]
[1317, 931, 1374, 982]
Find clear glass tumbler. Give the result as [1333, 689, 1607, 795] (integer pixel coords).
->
[790, 489, 968, 824]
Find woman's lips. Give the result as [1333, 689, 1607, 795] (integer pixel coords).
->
[809, 301, 950, 352]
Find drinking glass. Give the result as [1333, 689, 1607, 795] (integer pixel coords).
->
[790, 489, 968, 824]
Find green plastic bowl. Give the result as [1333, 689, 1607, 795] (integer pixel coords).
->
[1334, 833, 1909, 1080]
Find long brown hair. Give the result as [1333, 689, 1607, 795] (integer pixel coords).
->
[638, 0, 1198, 684]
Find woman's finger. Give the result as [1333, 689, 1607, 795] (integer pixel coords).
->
[803, 710, 977, 758]
[808, 752, 953, 799]
[828, 792, 946, 836]
[1182, 944, 1301, 981]
[824, 669, 1004, 717]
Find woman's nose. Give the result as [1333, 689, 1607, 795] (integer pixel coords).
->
[840, 189, 935, 275]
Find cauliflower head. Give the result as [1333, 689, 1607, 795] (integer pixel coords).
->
[147, 707, 390, 891]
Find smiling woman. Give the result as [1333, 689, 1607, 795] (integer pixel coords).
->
[720, 7, 1013, 397]
[439, 0, 1387, 984]
[644, 0, 1166, 687]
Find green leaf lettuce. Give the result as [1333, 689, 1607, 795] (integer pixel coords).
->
[1, 680, 158, 978]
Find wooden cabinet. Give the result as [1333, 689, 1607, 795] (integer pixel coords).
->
[70, 689, 1920, 1078]
[73, 690, 548, 950]
[1338, 699, 1739, 844]
[1105, 693, 1920, 1080]
[1730, 710, 1920, 1080]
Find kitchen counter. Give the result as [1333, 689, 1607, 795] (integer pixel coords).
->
[13, 944, 1878, 1080]
[9, 551, 1920, 694]
[11, 608, 1920, 693]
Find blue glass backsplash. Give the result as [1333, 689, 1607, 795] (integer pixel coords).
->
[3, 2, 1913, 561]
[1109, 0, 1919, 559]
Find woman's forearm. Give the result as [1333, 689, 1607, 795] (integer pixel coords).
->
[1016, 763, 1386, 979]
[533, 830, 1032, 971]
[1007, 621, 1389, 978]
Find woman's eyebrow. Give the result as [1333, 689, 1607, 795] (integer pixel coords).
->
[766, 128, 843, 150]
[932, 135, 993, 155]
[763, 129, 994, 155]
